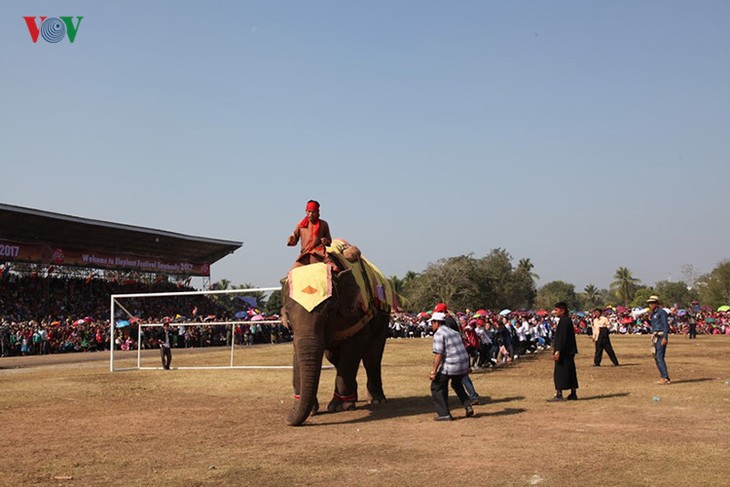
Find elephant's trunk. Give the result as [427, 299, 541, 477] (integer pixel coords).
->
[286, 336, 325, 426]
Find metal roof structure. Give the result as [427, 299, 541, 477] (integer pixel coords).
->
[0, 203, 242, 274]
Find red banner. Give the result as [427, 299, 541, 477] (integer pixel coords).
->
[0, 239, 210, 276]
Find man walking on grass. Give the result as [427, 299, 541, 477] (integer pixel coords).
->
[429, 312, 474, 421]
[648, 295, 671, 384]
[592, 308, 619, 367]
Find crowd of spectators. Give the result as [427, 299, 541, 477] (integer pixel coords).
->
[388, 304, 730, 368]
[569, 306, 730, 336]
[389, 310, 555, 368]
[3, 272, 727, 359]
[0, 273, 287, 358]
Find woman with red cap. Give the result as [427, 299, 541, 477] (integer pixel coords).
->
[287, 200, 334, 268]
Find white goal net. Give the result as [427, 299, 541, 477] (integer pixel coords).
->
[109, 286, 288, 371]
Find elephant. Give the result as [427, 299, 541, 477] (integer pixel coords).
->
[281, 245, 393, 426]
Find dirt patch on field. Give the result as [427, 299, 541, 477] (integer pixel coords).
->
[1, 336, 728, 486]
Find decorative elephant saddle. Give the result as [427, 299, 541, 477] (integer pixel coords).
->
[287, 263, 333, 312]
[285, 240, 397, 316]
[327, 239, 396, 313]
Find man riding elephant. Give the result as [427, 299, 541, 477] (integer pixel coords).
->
[287, 200, 337, 269]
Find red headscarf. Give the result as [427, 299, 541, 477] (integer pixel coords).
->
[299, 201, 320, 228]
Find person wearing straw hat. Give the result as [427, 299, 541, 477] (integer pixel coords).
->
[647, 295, 671, 384]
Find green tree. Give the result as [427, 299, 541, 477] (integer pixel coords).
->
[535, 280, 579, 311]
[476, 248, 517, 309]
[389, 272, 418, 309]
[631, 287, 655, 308]
[399, 248, 539, 312]
[265, 290, 282, 315]
[403, 254, 482, 311]
[697, 261, 730, 308]
[653, 280, 698, 308]
[611, 267, 641, 307]
[210, 281, 265, 314]
[212, 279, 231, 290]
[210, 279, 232, 310]
[232, 283, 266, 310]
[517, 258, 540, 282]
[582, 284, 601, 308]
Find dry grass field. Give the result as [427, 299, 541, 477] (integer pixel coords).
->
[1, 335, 728, 486]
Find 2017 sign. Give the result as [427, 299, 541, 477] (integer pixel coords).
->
[23, 16, 83, 44]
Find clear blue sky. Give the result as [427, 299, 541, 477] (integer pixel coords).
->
[2, 1, 729, 292]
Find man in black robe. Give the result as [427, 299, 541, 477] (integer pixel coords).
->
[549, 302, 578, 401]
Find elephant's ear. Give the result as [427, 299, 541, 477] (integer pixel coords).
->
[279, 277, 289, 328]
[335, 269, 363, 318]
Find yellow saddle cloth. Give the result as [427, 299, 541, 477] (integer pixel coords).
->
[287, 263, 332, 312]
[327, 239, 395, 312]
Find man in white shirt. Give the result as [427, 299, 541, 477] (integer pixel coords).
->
[591, 308, 619, 367]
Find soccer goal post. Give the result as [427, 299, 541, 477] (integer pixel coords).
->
[109, 286, 286, 372]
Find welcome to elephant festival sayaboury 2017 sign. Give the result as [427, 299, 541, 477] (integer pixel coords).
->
[0, 239, 210, 276]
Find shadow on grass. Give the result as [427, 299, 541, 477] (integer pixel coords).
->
[484, 395, 526, 405]
[312, 395, 526, 425]
[670, 378, 717, 385]
[473, 407, 526, 418]
[577, 392, 630, 401]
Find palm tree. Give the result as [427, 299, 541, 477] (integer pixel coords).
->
[209, 279, 232, 311]
[212, 279, 231, 290]
[583, 284, 600, 307]
[389, 275, 405, 295]
[611, 267, 640, 307]
[391, 272, 418, 310]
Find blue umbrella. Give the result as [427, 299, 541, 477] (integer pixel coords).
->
[235, 296, 258, 308]
[234, 310, 248, 319]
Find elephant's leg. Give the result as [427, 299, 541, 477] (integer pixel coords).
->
[362, 322, 388, 404]
[292, 348, 318, 415]
[326, 341, 361, 412]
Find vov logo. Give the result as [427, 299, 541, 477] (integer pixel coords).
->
[23, 16, 83, 44]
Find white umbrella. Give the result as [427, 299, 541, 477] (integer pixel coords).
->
[631, 307, 649, 319]
[499, 309, 512, 316]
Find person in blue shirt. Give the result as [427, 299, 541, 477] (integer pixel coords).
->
[647, 295, 671, 384]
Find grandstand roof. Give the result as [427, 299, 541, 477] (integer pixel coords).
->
[0, 203, 242, 274]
